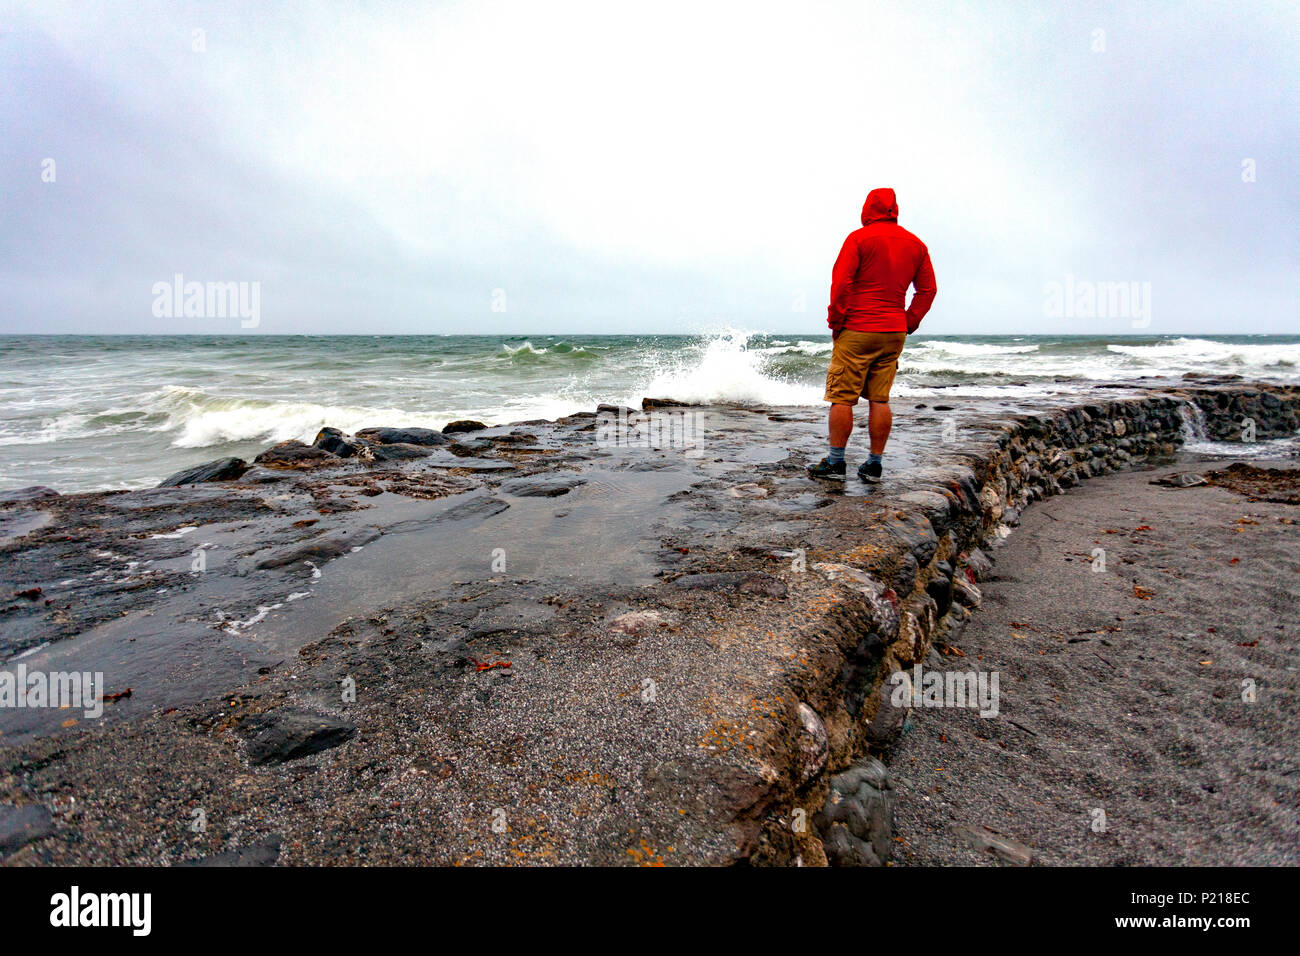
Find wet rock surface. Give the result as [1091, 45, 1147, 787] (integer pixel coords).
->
[497, 473, 587, 497]
[157, 457, 250, 487]
[442, 420, 487, 435]
[0, 804, 55, 857]
[180, 836, 283, 867]
[241, 711, 358, 765]
[816, 758, 895, 866]
[356, 427, 450, 447]
[1151, 471, 1208, 488]
[0, 487, 59, 505]
[0, 383, 1296, 865]
[1204, 461, 1300, 504]
[254, 440, 336, 468]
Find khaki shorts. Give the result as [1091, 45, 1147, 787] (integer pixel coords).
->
[823, 331, 907, 405]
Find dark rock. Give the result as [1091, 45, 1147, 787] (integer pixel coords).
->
[596, 404, 638, 416]
[251, 527, 381, 570]
[489, 432, 539, 445]
[897, 490, 954, 534]
[964, 548, 994, 580]
[883, 511, 938, 565]
[313, 427, 364, 457]
[447, 438, 492, 456]
[442, 420, 487, 435]
[236, 467, 289, 484]
[672, 572, 788, 599]
[816, 758, 894, 866]
[157, 457, 249, 487]
[468, 599, 557, 638]
[926, 560, 954, 616]
[181, 836, 282, 867]
[952, 576, 982, 608]
[0, 486, 59, 504]
[0, 512, 50, 548]
[961, 825, 1035, 865]
[429, 457, 514, 473]
[641, 397, 694, 409]
[497, 474, 587, 497]
[944, 471, 981, 512]
[1150, 472, 1208, 488]
[254, 441, 336, 468]
[864, 681, 909, 747]
[366, 442, 434, 461]
[107, 486, 231, 510]
[809, 564, 897, 715]
[438, 496, 510, 521]
[241, 710, 357, 765]
[312, 496, 362, 514]
[621, 459, 680, 473]
[0, 804, 55, 856]
[356, 427, 449, 447]
[796, 703, 828, 784]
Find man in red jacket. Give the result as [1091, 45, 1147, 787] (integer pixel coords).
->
[808, 187, 936, 483]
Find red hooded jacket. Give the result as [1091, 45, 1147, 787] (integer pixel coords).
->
[827, 188, 937, 334]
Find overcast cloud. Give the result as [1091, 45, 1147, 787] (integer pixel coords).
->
[1, 0, 1296, 335]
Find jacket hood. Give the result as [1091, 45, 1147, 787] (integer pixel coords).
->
[861, 187, 899, 225]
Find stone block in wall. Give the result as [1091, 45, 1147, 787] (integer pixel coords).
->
[816, 757, 895, 867]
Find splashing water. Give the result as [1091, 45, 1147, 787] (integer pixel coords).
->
[1, 331, 1297, 490]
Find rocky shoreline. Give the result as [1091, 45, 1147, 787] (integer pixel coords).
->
[1, 380, 1296, 864]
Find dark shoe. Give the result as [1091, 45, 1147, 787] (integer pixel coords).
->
[807, 457, 846, 480]
[858, 459, 883, 484]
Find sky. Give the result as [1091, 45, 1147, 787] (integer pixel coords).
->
[1, 0, 1297, 336]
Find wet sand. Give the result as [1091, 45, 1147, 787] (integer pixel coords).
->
[891, 457, 1299, 865]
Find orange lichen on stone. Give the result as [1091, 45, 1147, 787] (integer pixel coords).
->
[699, 718, 745, 751]
[627, 838, 668, 866]
[843, 543, 886, 563]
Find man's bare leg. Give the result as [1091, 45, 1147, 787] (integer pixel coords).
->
[868, 400, 891, 454]
[828, 402, 854, 448]
[808, 402, 855, 478]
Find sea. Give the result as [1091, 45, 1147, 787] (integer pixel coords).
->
[2, 332, 1298, 492]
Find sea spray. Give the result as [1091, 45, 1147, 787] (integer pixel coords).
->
[2, 332, 1298, 491]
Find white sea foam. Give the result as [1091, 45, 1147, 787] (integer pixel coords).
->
[1108, 337, 1299, 368]
[637, 329, 823, 405]
[759, 339, 834, 356]
[150, 385, 443, 448]
[2, 331, 1297, 491]
[914, 340, 1040, 356]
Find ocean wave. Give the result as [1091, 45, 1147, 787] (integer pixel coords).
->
[498, 341, 597, 362]
[0, 408, 166, 447]
[914, 341, 1041, 356]
[760, 340, 834, 357]
[147, 385, 445, 448]
[4, 332, 1299, 491]
[637, 329, 823, 405]
[1107, 337, 1300, 367]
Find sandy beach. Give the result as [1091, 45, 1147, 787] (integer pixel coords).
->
[891, 458, 1300, 865]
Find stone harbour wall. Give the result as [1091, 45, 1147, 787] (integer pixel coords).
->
[770, 384, 1299, 866]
